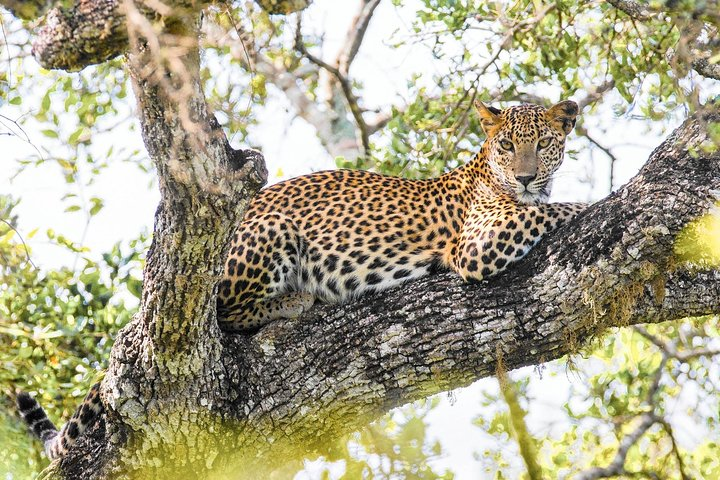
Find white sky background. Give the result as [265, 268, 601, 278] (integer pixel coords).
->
[1, 0, 712, 478]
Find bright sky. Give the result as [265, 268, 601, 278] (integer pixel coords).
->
[0, 0, 704, 478]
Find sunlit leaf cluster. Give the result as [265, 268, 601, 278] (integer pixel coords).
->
[0, 197, 146, 477]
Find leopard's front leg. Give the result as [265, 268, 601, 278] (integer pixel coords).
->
[453, 202, 585, 281]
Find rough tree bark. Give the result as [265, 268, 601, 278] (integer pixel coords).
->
[2, 0, 719, 479]
[53, 106, 720, 480]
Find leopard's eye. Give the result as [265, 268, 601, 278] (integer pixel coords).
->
[537, 137, 551, 149]
[499, 140, 514, 151]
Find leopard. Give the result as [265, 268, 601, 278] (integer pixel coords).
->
[17, 99, 586, 459]
[216, 99, 586, 331]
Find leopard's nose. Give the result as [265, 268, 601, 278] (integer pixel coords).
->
[515, 175, 536, 187]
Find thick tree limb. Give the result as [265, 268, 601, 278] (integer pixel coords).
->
[30, 0, 128, 71]
[48, 106, 720, 479]
[0, 0, 312, 70]
[44, 7, 268, 479]
[219, 107, 720, 470]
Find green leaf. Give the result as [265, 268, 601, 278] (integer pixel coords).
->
[41, 129, 59, 138]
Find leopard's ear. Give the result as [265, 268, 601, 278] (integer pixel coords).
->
[474, 100, 502, 135]
[545, 100, 579, 135]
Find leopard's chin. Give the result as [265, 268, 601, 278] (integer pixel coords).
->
[516, 190, 548, 205]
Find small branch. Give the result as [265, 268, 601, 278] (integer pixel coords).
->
[576, 413, 656, 480]
[295, 16, 371, 155]
[253, 0, 312, 14]
[579, 130, 618, 164]
[633, 325, 720, 362]
[606, 0, 720, 81]
[487, 90, 548, 106]
[657, 419, 691, 480]
[367, 110, 394, 135]
[606, 0, 654, 21]
[576, 80, 616, 111]
[577, 125, 618, 191]
[335, 0, 382, 75]
[497, 369, 543, 480]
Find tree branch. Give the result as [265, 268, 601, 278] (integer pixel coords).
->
[576, 413, 657, 480]
[212, 107, 720, 471]
[335, 0, 382, 76]
[577, 125, 618, 190]
[576, 80, 616, 110]
[605, 0, 654, 21]
[633, 326, 720, 363]
[203, 18, 361, 161]
[295, 15, 372, 155]
[30, 0, 129, 71]
[0, 0, 312, 70]
[658, 419, 691, 480]
[606, 0, 720, 81]
[254, 0, 312, 15]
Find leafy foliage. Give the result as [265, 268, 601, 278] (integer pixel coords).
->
[306, 399, 454, 479]
[471, 321, 720, 479]
[0, 196, 145, 478]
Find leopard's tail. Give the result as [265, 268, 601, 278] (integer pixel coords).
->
[16, 383, 103, 460]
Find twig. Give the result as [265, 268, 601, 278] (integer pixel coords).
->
[367, 111, 393, 135]
[657, 419, 691, 480]
[576, 126, 618, 192]
[576, 413, 656, 480]
[0, 218, 38, 270]
[335, 0, 382, 75]
[576, 80, 615, 111]
[0, 113, 45, 161]
[295, 15, 371, 155]
[634, 325, 720, 361]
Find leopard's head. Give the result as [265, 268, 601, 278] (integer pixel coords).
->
[476, 100, 578, 204]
